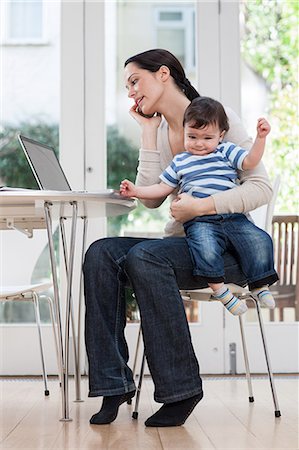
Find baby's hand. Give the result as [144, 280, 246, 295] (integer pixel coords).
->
[119, 179, 136, 197]
[257, 117, 271, 138]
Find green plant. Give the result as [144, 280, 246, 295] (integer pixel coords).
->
[106, 125, 138, 235]
[241, 0, 298, 213]
[106, 125, 168, 235]
[0, 122, 59, 188]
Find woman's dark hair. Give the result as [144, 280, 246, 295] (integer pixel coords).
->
[124, 49, 200, 101]
[183, 96, 229, 132]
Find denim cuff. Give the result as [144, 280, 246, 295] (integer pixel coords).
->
[248, 272, 279, 290]
[154, 387, 203, 404]
[193, 273, 225, 283]
[88, 383, 136, 398]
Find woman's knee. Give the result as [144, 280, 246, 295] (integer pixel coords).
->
[84, 237, 114, 271]
[125, 243, 146, 276]
[125, 240, 166, 278]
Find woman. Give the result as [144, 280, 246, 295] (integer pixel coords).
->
[84, 49, 272, 427]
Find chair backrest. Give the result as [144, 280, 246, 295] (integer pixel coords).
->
[265, 176, 281, 234]
[250, 175, 280, 233]
[271, 214, 299, 319]
[0, 229, 49, 286]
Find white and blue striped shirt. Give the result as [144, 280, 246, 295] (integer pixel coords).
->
[159, 141, 248, 198]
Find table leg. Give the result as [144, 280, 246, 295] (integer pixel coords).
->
[63, 202, 78, 418]
[59, 216, 82, 402]
[44, 202, 70, 421]
[75, 216, 88, 402]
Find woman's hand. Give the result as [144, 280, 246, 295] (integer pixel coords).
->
[170, 193, 216, 222]
[129, 103, 162, 130]
[129, 103, 162, 149]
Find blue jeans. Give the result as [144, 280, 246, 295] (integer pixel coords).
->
[83, 236, 247, 403]
[184, 214, 278, 288]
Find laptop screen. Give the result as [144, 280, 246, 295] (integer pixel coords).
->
[18, 135, 71, 191]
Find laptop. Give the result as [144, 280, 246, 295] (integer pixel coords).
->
[18, 134, 115, 195]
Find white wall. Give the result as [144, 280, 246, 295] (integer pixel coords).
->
[1, 2, 60, 125]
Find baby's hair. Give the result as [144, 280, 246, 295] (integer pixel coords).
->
[183, 96, 229, 132]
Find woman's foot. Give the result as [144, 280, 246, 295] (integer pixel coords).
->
[90, 391, 135, 425]
[144, 391, 203, 427]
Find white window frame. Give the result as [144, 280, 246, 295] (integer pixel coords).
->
[0, 0, 49, 46]
[195, 0, 241, 114]
[5, 0, 296, 376]
[154, 5, 195, 72]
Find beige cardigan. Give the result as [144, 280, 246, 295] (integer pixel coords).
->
[135, 106, 272, 237]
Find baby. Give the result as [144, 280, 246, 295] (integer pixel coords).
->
[120, 96, 278, 315]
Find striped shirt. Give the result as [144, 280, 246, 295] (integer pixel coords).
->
[159, 141, 249, 199]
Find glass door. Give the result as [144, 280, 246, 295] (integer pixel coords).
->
[104, 0, 298, 374]
[105, 1, 225, 374]
[4, 0, 296, 376]
[0, 0, 61, 374]
[224, 0, 299, 374]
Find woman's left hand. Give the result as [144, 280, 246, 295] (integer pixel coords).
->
[170, 193, 217, 222]
[170, 194, 200, 222]
[129, 103, 162, 130]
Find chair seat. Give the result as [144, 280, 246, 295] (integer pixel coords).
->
[181, 283, 249, 301]
[0, 282, 52, 299]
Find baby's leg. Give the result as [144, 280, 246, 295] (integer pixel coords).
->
[228, 215, 278, 309]
[224, 215, 278, 310]
[210, 282, 248, 316]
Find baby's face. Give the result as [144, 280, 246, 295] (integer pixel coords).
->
[184, 122, 224, 156]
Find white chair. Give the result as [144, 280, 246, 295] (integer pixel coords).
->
[131, 176, 281, 419]
[0, 283, 58, 395]
[0, 229, 59, 395]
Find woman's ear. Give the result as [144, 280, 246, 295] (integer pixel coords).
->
[159, 65, 170, 81]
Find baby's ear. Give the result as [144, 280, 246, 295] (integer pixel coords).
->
[219, 130, 226, 142]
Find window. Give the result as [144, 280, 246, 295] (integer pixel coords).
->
[0, 0, 60, 325]
[3, 0, 44, 44]
[239, 0, 298, 323]
[154, 6, 195, 71]
[105, 1, 199, 322]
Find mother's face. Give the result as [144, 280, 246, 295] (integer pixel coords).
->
[124, 62, 165, 116]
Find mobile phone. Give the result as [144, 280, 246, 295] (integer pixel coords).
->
[136, 106, 156, 119]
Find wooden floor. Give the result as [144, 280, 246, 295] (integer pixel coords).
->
[0, 375, 298, 449]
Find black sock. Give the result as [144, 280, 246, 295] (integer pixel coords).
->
[90, 391, 135, 425]
[145, 391, 203, 427]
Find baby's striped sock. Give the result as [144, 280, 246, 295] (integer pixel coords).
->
[212, 285, 248, 316]
[252, 286, 275, 309]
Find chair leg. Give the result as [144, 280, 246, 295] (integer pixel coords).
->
[46, 295, 62, 386]
[32, 293, 49, 396]
[238, 315, 254, 402]
[132, 351, 146, 419]
[132, 324, 142, 377]
[252, 296, 281, 417]
[128, 323, 142, 405]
